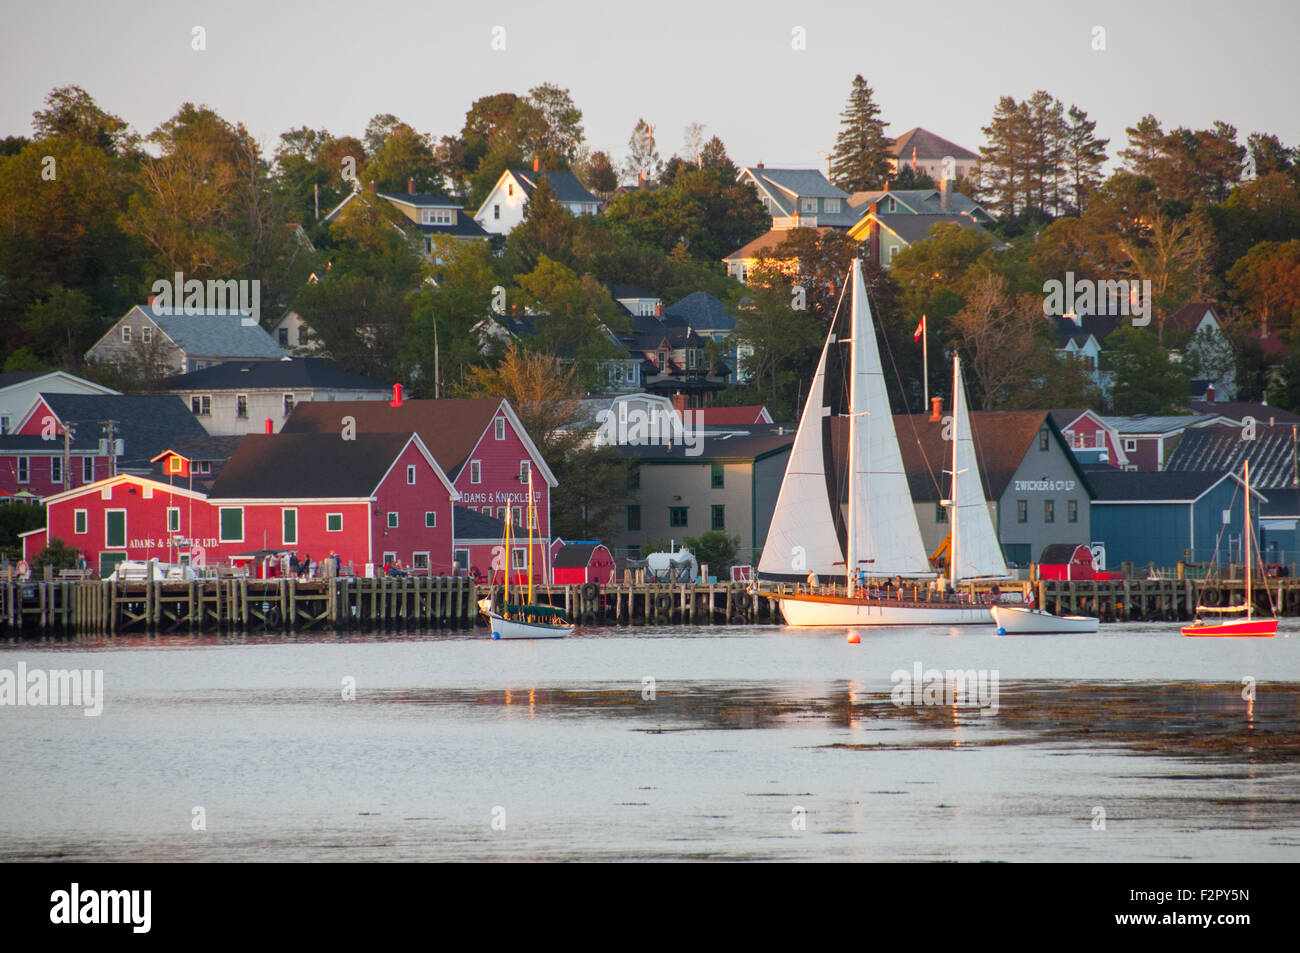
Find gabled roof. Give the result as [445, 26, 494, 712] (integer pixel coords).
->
[163, 358, 388, 392]
[869, 213, 995, 246]
[1052, 314, 1121, 348]
[23, 393, 208, 469]
[151, 434, 244, 462]
[690, 406, 772, 426]
[723, 226, 833, 262]
[887, 127, 979, 161]
[379, 192, 461, 208]
[664, 292, 735, 333]
[604, 283, 658, 300]
[1038, 543, 1093, 565]
[1165, 301, 1226, 335]
[741, 167, 848, 201]
[612, 432, 795, 461]
[209, 432, 455, 500]
[102, 307, 288, 360]
[552, 542, 610, 568]
[280, 398, 558, 487]
[1165, 423, 1300, 490]
[1099, 415, 1213, 436]
[452, 505, 528, 542]
[1186, 401, 1300, 425]
[0, 371, 118, 397]
[1084, 467, 1259, 503]
[507, 169, 600, 205]
[847, 188, 987, 219]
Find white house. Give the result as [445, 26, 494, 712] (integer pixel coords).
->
[0, 371, 118, 436]
[474, 160, 602, 235]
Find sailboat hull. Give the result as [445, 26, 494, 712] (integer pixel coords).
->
[487, 610, 573, 640]
[777, 594, 992, 626]
[1181, 618, 1277, 638]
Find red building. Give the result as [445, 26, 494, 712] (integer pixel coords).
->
[452, 506, 549, 585]
[1036, 544, 1118, 581]
[550, 541, 616, 585]
[1050, 409, 1130, 469]
[26, 432, 460, 576]
[282, 398, 556, 539]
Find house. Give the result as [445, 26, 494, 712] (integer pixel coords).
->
[612, 432, 796, 563]
[1164, 301, 1237, 398]
[603, 283, 662, 318]
[323, 180, 489, 258]
[691, 406, 773, 426]
[86, 305, 288, 374]
[550, 540, 617, 585]
[1035, 543, 1119, 580]
[886, 127, 980, 183]
[25, 431, 460, 577]
[610, 312, 729, 406]
[0, 371, 118, 436]
[1085, 468, 1263, 569]
[281, 397, 557, 539]
[1, 393, 207, 500]
[1098, 415, 1227, 471]
[577, 393, 679, 446]
[723, 226, 834, 282]
[474, 160, 602, 235]
[149, 435, 245, 491]
[163, 358, 391, 435]
[449, 505, 547, 584]
[736, 166, 857, 229]
[893, 409, 1094, 568]
[1051, 313, 1121, 394]
[1049, 409, 1131, 468]
[1185, 398, 1300, 426]
[846, 183, 992, 223]
[848, 205, 1001, 268]
[268, 311, 323, 354]
[663, 292, 736, 342]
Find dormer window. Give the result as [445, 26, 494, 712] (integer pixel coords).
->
[423, 208, 453, 225]
[801, 198, 818, 213]
[886, 197, 896, 212]
[823, 198, 840, 213]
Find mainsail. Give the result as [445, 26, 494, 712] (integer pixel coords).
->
[758, 260, 932, 579]
[949, 355, 1009, 581]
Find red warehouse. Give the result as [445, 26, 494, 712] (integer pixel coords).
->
[550, 541, 616, 585]
[452, 505, 550, 585]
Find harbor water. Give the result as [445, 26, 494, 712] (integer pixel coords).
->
[1, 622, 1297, 861]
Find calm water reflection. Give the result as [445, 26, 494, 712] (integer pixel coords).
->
[1, 623, 1297, 861]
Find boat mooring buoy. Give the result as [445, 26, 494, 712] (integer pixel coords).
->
[847, 631, 860, 644]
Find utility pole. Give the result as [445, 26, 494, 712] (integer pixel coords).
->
[100, 420, 119, 478]
[61, 421, 75, 489]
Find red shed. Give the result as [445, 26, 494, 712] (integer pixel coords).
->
[1037, 543, 1118, 580]
[551, 541, 616, 585]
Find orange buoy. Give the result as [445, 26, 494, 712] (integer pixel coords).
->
[846, 631, 860, 644]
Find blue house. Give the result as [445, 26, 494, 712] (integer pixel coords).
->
[1086, 468, 1265, 569]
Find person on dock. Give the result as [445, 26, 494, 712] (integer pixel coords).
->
[806, 569, 819, 593]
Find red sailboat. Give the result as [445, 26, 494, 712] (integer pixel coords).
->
[1182, 459, 1278, 638]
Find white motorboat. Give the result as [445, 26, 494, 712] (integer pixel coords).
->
[992, 604, 1099, 634]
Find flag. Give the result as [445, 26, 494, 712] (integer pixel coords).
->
[913, 315, 926, 342]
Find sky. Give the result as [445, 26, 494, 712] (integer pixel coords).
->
[2, 0, 1298, 177]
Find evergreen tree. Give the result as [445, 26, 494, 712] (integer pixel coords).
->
[829, 75, 892, 193]
[1062, 105, 1109, 215]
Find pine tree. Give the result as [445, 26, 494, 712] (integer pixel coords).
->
[1062, 105, 1109, 215]
[829, 75, 892, 193]
[1119, 115, 1164, 176]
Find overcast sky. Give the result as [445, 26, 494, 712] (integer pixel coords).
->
[3, 0, 1297, 177]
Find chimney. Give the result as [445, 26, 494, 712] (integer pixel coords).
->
[1206, 382, 1215, 403]
[368, 180, 377, 193]
[882, 180, 890, 193]
[533, 155, 540, 173]
[408, 178, 415, 195]
[930, 396, 943, 421]
[671, 393, 688, 415]
[264, 418, 273, 434]
[939, 177, 951, 212]
[638, 169, 645, 189]
[868, 200, 878, 217]
[756, 162, 764, 169]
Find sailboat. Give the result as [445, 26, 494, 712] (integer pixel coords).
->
[481, 470, 574, 639]
[1182, 459, 1277, 637]
[757, 259, 1008, 626]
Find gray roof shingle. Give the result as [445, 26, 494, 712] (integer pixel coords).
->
[164, 358, 387, 391]
[135, 307, 289, 360]
[38, 393, 209, 470]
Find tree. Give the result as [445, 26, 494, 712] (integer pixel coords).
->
[22, 286, 102, 367]
[698, 136, 737, 177]
[403, 236, 501, 393]
[683, 530, 742, 575]
[1246, 133, 1296, 176]
[623, 118, 661, 184]
[461, 342, 586, 458]
[1062, 105, 1108, 214]
[1118, 208, 1215, 342]
[1101, 326, 1189, 414]
[577, 149, 618, 198]
[0, 503, 45, 561]
[526, 83, 585, 165]
[512, 256, 625, 365]
[502, 177, 579, 274]
[1119, 115, 1165, 176]
[362, 119, 441, 193]
[32, 85, 135, 156]
[550, 445, 629, 543]
[829, 75, 891, 193]
[1227, 239, 1300, 333]
[31, 537, 80, 574]
[890, 165, 935, 190]
[293, 274, 413, 380]
[978, 91, 1069, 222]
[948, 272, 1045, 410]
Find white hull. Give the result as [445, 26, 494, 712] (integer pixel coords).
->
[487, 610, 573, 640]
[777, 596, 992, 627]
[991, 605, 1098, 634]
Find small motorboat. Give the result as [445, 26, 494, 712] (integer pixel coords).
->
[992, 604, 1099, 634]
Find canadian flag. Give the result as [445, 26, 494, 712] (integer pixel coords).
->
[913, 315, 926, 342]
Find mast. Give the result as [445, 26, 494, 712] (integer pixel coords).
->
[503, 512, 511, 607]
[949, 354, 960, 590]
[846, 262, 857, 591]
[527, 470, 535, 604]
[1245, 459, 1252, 620]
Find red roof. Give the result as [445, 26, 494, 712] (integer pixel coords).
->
[692, 406, 772, 425]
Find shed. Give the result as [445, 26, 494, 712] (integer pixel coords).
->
[1036, 543, 1117, 580]
[551, 541, 616, 585]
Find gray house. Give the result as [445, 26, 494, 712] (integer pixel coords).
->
[86, 305, 288, 375]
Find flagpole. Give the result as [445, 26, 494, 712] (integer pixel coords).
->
[922, 315, 929, 411]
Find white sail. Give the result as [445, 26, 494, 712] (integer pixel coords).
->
[848, 261, 933, 576]
[950, 356, 1008, 580]
[757, 327, 843, 577]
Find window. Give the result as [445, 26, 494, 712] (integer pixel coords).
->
[1017, 500, 1028, 523]
[142, 326, 152, 344]
[105, 510, 126, 548]
[425, 511, 437, 528]
[1044, 500, 1055, 523]
[82, 457, 94, 483]
[191, 396, 211, 416]
[51, 457, 62, 484]
[236, 395, 248, 418]
[512, 505, 523, 527]
[936, 502, 948, 523]
[196, 461, 210, 474]
[74, 510, 87, 534]
[407, 465, 417, 485]
[627, 505, 641, 530]
[669, 507, 688, 527]
[520, 460, 530, 482]
[219, 507, 244, 543]
[283, 508, 297, 545]
[1068, 500, 1078, 523]
[712, 505, 725, 531]
[493, 204, 500, 219]
[801, 197, 818, 213]
[423, 208, 453, 225]
[167, 455, 185, 474]
[823, 198, 840, 213]
[1124, 438, 1137, 452]
[497, 506, 507, 521]
[167, 507, 181, 533]
[711, 463, 724, 488]
[412, 552, 430, 570]
[121, 325, 132, 344]
[387, 512, 399, 528]
[453, 549, 470, 571]
[278, 328, 288, 346]
[16, 457, 28, 483]
[0, 415, 9, 435]
[886, 197, 897, 213]
[513, 547, 526, 566]
[888, 245, 899, 263]
[383, 551, 397, 566]
[283, 393, 294, 416]
[326, 513, 343, 532]
[508, 183, 514, 197]
[469, 460, 481, 484]
[494, 418, 505, 440]
[1039, 428, 1049, 451]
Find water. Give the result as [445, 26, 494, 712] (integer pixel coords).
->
[1, 623, 1298, 861]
